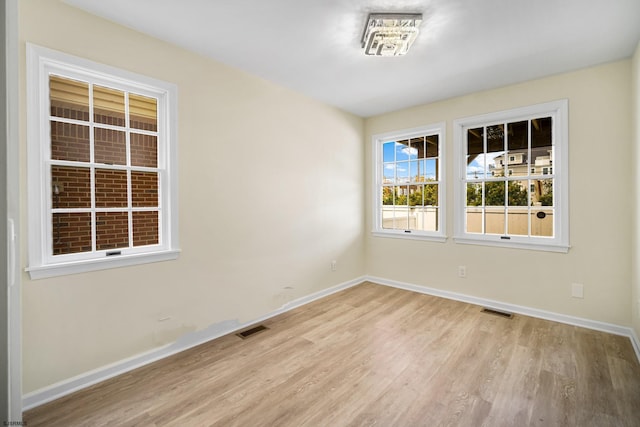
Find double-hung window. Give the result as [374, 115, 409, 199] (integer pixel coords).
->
[372, 123, 446, 241]
[27, 44, 179, 279]
[453, 100, 568, 252]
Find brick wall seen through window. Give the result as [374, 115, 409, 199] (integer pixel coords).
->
[50, 75, 160, 256]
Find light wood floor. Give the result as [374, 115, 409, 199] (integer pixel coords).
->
[24, 282, 640, 426]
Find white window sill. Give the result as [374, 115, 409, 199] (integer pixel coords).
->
[26, 249, 181, 280]
[372, 231, 447, 243]
[453, 236, 569, 253]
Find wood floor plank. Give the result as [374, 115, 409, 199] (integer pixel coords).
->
[608, 355, 640, 427]
[483, 344, 541, 427]
[529, 369, 577, 426]
[24, 282, 640, 426]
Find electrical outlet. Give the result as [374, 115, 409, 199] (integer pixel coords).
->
[458, 265, 466, 278]
[331, 260, 337, 271]
[571, 283, 584, 299]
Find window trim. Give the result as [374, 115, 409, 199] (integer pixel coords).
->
[372, 123, 446, 242]
[452, 99, 569, 253]
[26, 44, 180, 279]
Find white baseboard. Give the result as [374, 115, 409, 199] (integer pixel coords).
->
[24, 274, 640, 410]
[22, 276, 365, 411]
[366, 275, 640, 362]
[630, 329, 640, 363]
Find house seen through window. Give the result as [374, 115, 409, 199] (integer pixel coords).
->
[465, 117, 554, 237]
[373, 123, 446, 241]
[454, 100, 568, 252]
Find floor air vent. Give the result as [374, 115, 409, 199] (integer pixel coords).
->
[236, 324, 269, 339]
[481, 307, 514, 319]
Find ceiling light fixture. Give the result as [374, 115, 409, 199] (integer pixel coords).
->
[361, 13, 423, 57]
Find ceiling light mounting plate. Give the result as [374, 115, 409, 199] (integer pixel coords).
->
[362, 13, 423, 57]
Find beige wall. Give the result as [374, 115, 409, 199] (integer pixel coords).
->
[365, 61, 633, 326]
[19, 0, 639, 398]
[633, 41, 640, 338]
[19, 0, 365, 393]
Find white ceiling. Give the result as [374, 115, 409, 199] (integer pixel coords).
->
[64, 0, 640, 117]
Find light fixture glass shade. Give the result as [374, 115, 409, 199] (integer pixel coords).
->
[362, 13, 423, 56]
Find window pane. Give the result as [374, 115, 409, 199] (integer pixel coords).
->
[131, 171, 159, 207]
[532, 178, 553, 206]
[467, 128, 484, 179]
[386, 206, 408, 230]
[426, 134, 438, 158]
[506, 119, 528, 177]
[467, 183, 482, 207]
[49, 75, 89, 121]
[485, 207, 505, 234]
[94, 128, 126, 165]
[382, 141, 395, 162]
[409, 137, 424, 158]
[131, 133, 158, 168]
[50, 122, 90, 162]
[409, 161, 421, 182]
[487, 124, 505, 177]
[401, 211, 412, 230]
[129, 93, 157, 131]
[395, 208, 409, 230]
[391, 187, 409, 229]
[507, 208, 529, 236]
[424, 159, 437, 180]
[532, 150, 553, 175]
[51, 166, 91, 208]
[531, 209, 554, 237]
[532, 117, 553, 177]
[407, 185, 421, 207]
[531, 117, 552, 148]
[52, 212, 92, 255]
[467, 127, 483, 155]
[96, 212, 129, 250]
[95, 169, 128, 208]
[415, 207, 438, 231]
[396, 162, 409, 183]
[415, 160, 426, 182]
[485, 181, 505, 206]
[424, 184, 438, 206]
[466, 207, 482, 233]
[508, 181, 528, 206]
[382, 187, 393, 205]
[93, 85, 125, 126]
[410, 208, 420, 229]
[394, 186, 408, 205]
[383, 163, 395, 183]
[487, 124, 504, 152]
[395, 140, 411, 161]
[381, 206, 394, 229]
[507, 120, 528, 151]
[133, 211, 159, 246]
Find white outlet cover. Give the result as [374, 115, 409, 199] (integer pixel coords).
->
[458, 266, 466, 278]
[571, 283, 584, 298]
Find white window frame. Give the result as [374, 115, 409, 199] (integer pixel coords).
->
[26, 44, 180, 279]
[372, 123, 446, 242]
[453, 99, 569, 252]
